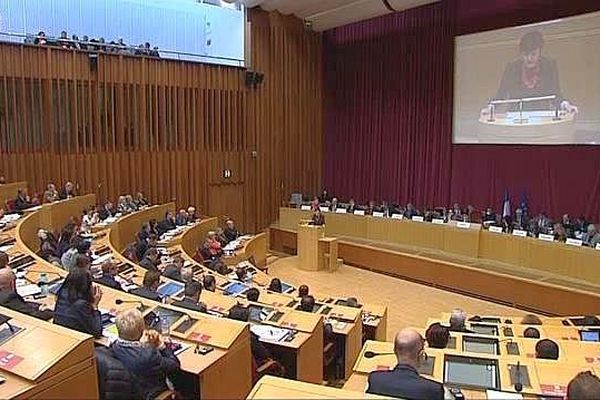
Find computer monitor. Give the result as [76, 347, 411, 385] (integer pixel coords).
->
[570, 316, 600, 326]
[508, 364, 531, 388]
[151, 306, 185, 330]
[463, 336, 499, 355]
[444, 355, 500, 390]
[280, 281, 294, 294]
[157, 281, 185, 298]
[470, 324, 499, 336]
[480, 317, 501, 324]
[223, 282, 249, 297]
[248, 305, 273, 323]
[580, 330, 600, 342]
[418, 355, 436, 376]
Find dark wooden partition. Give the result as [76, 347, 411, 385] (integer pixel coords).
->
[0, 10, 322, 232]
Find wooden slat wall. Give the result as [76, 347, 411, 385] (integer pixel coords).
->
[0, 10, 322, 232]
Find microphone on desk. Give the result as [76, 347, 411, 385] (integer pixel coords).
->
[364, 351, 395, 359]
[514, 361, 523, 393]
[115, 299, 148, 311]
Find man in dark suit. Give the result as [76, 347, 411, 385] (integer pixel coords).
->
[58, 181, 76, 200]
[130, 270, 162, 302]
[156, 212, 176, 236]
[0, 269, 53, 320]
[367, 328, 444, 400]
[223, 219, 240, 243]
[95, 261, 122, 291]
[0, 251, 8, 269]
[138, 248, 160, 272]
[309, 210, 325, 226]
[171, 281, 207, 312]
[448, 308, 473, 333]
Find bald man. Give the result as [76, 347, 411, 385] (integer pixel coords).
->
[0, 269, 53, 320]
[0, 251, 9, 269]
[367, 329, 444, 400]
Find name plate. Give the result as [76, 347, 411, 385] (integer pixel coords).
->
[489, 226, 503, 234]
[300, 205, 311, 211]
[354, 210, 365, 216]
[538, 233, 555, 242]
[457, 221, 471, 229]
[566, 238, 583, 247]
[319, 206, 329, 213]
[432, 219, 445, 225]
[335, 208, 347, 214]
[596, 243, 600, 250]
[391, 213, 403, 220]
[372, 211, 385, 218]
[512, 229, 527, 237]
[412, 216, 424, 222]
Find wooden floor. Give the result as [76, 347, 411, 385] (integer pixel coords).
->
[266, 254, 529, 340]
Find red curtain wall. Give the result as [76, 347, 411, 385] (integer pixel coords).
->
[323, 0, 600, 220]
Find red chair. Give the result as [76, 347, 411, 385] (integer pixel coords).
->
[4, 199, 16, 213]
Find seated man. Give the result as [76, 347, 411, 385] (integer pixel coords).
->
[0, 269, 53, 320]
[14, 188, 33, 211]
[156, 212, 176, 236]
[130, 270, 162, 302]
[246, 287, 260, 303]
[425, 323, 450, 349]
[139, 248, 160, 272]
[223, 219, 240, 243]
[228, 305, 273, 367]
[298, 284, 309, 298]
[175, 209, 189, 226]
[111, 309, 181, 399]
[58, 181, 76, 200]
[448, 308, 473, 333]
[203, 275, 216, 292]
[95, 261, 122, 290]
[567, 371, 600, 400]
[171, 281, 207, 313]
[535, 339, 559, 360]
[299, 295, 316, 312]
[162, 260, 183, 282]
[367, 328, 444, 399]
[309, 209, 325, 226]
[187, 206, 199, 223]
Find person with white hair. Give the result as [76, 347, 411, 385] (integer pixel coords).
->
[38, 229, 59, 264]
[582, 224, 600, 248]
[110, 308, 181, 399]
[449, 308, 472, 333]
[367, 328, 443, 399]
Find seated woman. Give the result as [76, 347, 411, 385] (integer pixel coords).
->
[81, 206, 100, 233]
[53, 268, 103, 338]
[111, 309, 181, 399]
[267, 278, 283, 293]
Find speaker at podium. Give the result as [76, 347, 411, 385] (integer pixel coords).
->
[297, 222, 338, 272]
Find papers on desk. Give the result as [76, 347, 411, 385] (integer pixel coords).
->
[16, 283, 42, 297]
[485, 390, 523, 400]
[250, 325, 290, 342]
[0, 245, 13, 253]
[0, 214, 20, 223]
[91, 253, 113, 266]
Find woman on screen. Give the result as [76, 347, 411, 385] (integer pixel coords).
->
[488, 31, 578, 113]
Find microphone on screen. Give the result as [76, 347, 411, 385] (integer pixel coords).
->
[514, 361, 523, 393]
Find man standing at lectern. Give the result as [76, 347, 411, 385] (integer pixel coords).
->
[310, 209, 325, 226]
[491, 30, 578, 113]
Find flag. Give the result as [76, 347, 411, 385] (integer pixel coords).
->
[502, 189, 511, 218]
[519, 190, 529, 215]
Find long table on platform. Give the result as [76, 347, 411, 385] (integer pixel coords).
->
[272, 208, 600, 315]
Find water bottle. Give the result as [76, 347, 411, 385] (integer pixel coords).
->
[39, 273, 49, 296]
[159, 311, 170, 338]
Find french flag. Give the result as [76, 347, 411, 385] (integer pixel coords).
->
[502, 189, 511, 218]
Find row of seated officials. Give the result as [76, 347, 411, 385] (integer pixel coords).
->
[366, 309, 600, 400]
[301, 189, 600, 247]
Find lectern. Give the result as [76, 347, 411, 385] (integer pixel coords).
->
[297, 223, 338, 271]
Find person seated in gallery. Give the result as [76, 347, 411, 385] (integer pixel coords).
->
[246, 287, 260, 303]
[95, 261, 122, 291]
[299, 295, 316, 312]
[309, 209, 325, 226]
[298, 284, 310, 298]
[523, 327, 541, 339]
[138, 248, 160, 273]
[14, 188, 33, 211]
[366, 328, 444, 399]
[43, 183, 60, 203]
[175, 209, 189, 226]
[403, 203, 418, 219]
[203, 275, 217, 292]
[319, 189, 332, 204]
[346, 198, 358, 213]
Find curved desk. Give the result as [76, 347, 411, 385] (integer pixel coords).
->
[273, 208, 600, 315]
[108, 203, 175, 252]
[12, 199, 254, 400]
